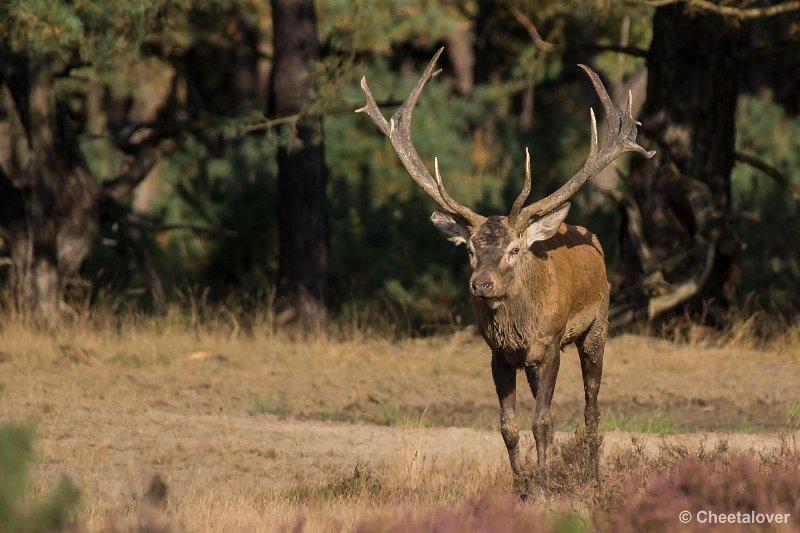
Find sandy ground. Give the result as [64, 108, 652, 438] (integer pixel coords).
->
[0, 329, 798, 529]
[34, 410, 800, 490]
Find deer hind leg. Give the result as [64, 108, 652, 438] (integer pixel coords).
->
[524, 344, 561, 473]
[491, 355, 523, 480]
[576, 311, 607, 481]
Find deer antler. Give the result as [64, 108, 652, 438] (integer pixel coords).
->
[508, 147, 533, 224]
[356, 47, 486, 227]
[514, 65, 655, 230]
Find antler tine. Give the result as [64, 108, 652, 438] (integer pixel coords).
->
[580, 64, 622, 140]
[434, 158, 479, 223]
[356, 76, 390, 136]
[516, 65, 655, 228]
[508, 147, 533, 224]
[357, 48, 485, 226]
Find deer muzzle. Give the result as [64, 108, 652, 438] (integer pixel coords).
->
[470, 276, 496, 299]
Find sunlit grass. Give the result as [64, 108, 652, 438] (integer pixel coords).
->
[600, 410, 680, 436]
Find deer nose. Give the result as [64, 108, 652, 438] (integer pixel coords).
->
[471, 280, 494, 297]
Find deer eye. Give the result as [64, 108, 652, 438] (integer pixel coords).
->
[510, 246, 520, 255]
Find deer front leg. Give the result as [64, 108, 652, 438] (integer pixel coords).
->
[524, 344, 561, 471]
[491, 355, 523, 480]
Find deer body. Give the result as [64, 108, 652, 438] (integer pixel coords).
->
[473, 222, 607, 358]
[357, 48, 653, 488]
[436, 211, 610, 479]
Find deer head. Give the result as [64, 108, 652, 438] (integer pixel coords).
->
[357, 48, 654, 308]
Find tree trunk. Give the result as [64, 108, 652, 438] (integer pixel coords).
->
[270, 0, 330, 331]
[473, 0, 494, 87]
[1, 59, 101, 326]
[615, 5, 743, 327]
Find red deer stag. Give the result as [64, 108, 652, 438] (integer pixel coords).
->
[357, 48, 654, 485]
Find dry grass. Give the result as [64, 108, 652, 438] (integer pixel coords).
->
[38, 430, 798, 532]
[346, 432, 800, 533]
[0, 308, 799, 531]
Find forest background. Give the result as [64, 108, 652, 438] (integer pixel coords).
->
[2, 0, 800, 334]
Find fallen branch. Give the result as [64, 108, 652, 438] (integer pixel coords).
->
[602, 187, 655, 272]
[609, 241, 714, 330]
[646, 239, 715, 319]
[609, 164, 720, 330]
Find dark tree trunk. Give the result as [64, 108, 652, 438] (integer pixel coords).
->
[1, 52, 175, 323]
[614, 5, 744, 327]
[270, 0, 330, 331]
[1, 60, 101, 326]
[473, 0, 494, 86]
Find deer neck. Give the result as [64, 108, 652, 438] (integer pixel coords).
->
[473, 254, 549, 354]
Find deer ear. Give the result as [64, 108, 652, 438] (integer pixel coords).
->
[522, 203, 570, 247]
[430, 211, 470, 246]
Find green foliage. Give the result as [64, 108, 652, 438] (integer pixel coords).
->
[600, 410, 680, 435]
[158, 134, 280, 293]
[318, 0, 458, 54]
[733, 93, 800, 314]
[325, 63, 477, 326]
[2, 0, 182, 67]
[3, 0, 85, 59]
[553, 514, 589, 533]
[69, 0, 650, 328]
[0, 423, 80, 533]
[3, 0, 799, 327]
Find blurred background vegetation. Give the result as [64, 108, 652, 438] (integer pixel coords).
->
[0, 0, 798, 334]
[0, 423, 79, 532]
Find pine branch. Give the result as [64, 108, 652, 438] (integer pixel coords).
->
[510, 8, 556, 53]
[102, 146, 159, 204]
[88, 99, 407, 147]
[735, 152, 800, 203]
